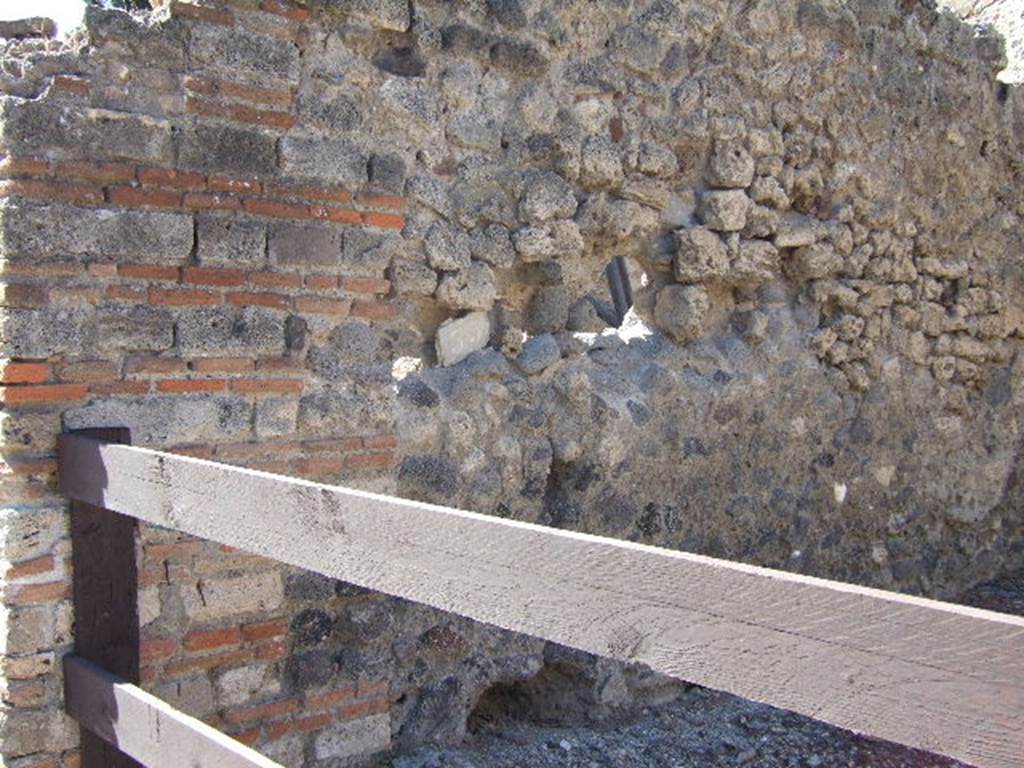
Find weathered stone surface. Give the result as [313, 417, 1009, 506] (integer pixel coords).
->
[64, 395, 252, 445]
[580, 135, 624, 188]
[280, 135, 368, 185]
[183, 572, 284, 623]
[176, 124, 278, 177]
[654, 285, 710, 343]
[517, 334, 561, 375]
[527, 285, 570, 335]
[0, 99, 172, 164]
[176, 306, 286, 356]
[391, 259, 439, 295]
[787, 243, 843, 280]
[425, 221, 472, 271]
[436, 312, 491, 366]
[674, 227, 729, 283]
[189, 25, 300, 79]
[315, 714, 391, 760]
[0, 17, 56, 39]
[436, 263, 497, 310]
[519, 171, 578, 223]
[512, 221, 583, 262]
[469, 224, 516, 269]
[706, 142, 755, 188]
[269, 222, 344, 267]
[698, 190, 751, 232]
[1, 203, 193, 260]
[196, 215, 267, 267]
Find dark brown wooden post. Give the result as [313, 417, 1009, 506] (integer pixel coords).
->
[64, 427, 143, 768]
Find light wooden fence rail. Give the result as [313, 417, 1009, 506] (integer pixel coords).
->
[57, 432, 1024, 768]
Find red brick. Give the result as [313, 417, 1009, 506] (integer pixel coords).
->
[191, 357, 254, 373]
[56, 360, 119, 382]
[0, 179, 104, 205]
[362, 211, 405, 230]
[304, 274, 339, 290]
[2, 362, 49, 384]
[241, 617, 289, 641]
[306, 684, 357, 710]
[255, 639, 289, 661]
[140, 637, 177, 661]
[0, 157, 49, 178]
[105, 285, 148, 302]
[264, 182, 351, 204]
[126, 356, 188, 374]
[138, 167, 207, 190]
[208, 176, 261, 194]
[294, 296, 350, 315]
[90, 380, 151, 396]
[227, 291, 290, 310]
[6, 554, 55, 580]
[184, 626, 242, 651]
[0, 384, 88, 405]
[294, 457, 345, 476]
[303, 436, 363, 453]
[230, 378, 303, 394]
[183, 266, 246, 287]
[187, 77, 295, 108]
[149, 287, 221, 306]
[164, 648, 253, 676]
[87, 262, 118, 277]
[249, 271, 302, 289]
[11, 580, 71, 605]
[250, 460, 291, 473]
[108, 186, 182, 209]
[337, 699, 377, 720]
[357, 680, 389, 698]
[144, 539, 202, 560]
[609, 116, 624, 143]
[183, 192, 242, 211]
[4, 263, 83, 278]
[223, 696, 299, 725]
[363, 434, 398, 450]
[310, 205, 361, 224]
[264, 719, 294, 741]
[187, 98, 295, 130]
[54, 160, 136, 184]
[1, 283, 47, 308]
[227, 728, 261, 746]
[5, 679, 46, 707]
[346, 451, 395, 470]
[242, 198, 309, 219]
[259, 0, 311, 21]
[172, 1, 235, 25]
[341, 277, 391, 295]
[51, 75, 90, 95]
[351, 300, 397, 320]
[169, 444, 216, 459]
[157, 379, 227, 393]
[356, 192, 406, 210]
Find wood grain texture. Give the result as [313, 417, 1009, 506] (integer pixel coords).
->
[64, 656, 282, 768]
[58, 435, 1024, 768]
[65, 427, 143, 768]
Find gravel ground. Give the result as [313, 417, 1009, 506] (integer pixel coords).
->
[389, 569, 1023, 768]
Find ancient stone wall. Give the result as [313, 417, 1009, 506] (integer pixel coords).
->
[1, 1, 1023, 766]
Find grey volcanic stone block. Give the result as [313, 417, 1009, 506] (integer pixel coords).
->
[297, 387, 392, 435]
[2, 308, 90, 358]
[64, 395, 252, 446]
[0, 18, 56, 39]
[177, 124, 278, 177]
[390, 260, 438, 295]
[280, 135, 368, 185]
[95, 304, 175, 352]
[269, 223, 344, 267]
[0, 99, 173, 164]
[425, 221, 472, 271]
[654, 284, 710, 343]
[176, 306, 286, 356]
[519, 171, 577, 223]
[315, 714, 390, 760]
[1, 204, 192, 260]
[189, 25, 299, 79]
[196, 215, 267, 268]
[435, 311, 490, 366]
[698, 190, 751, 232]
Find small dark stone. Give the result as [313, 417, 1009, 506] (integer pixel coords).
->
[487, 0, 527, 28]
[490, 40, 548, 77]
[291, 608, 334, 647]
[397, 676, 463, 748]
[398, 378, 440, 408]
[440, 24, 493, 54]
[398, 455, 459, 500]
[285, 649, 337, 690]
[285, 571, 336, 601]
[369, 153, 407, 193]
[372, 46, 427, 78]
[284, 315, 307, 351]
[684, 437, 710, 457]
[626, 400, 652, 426]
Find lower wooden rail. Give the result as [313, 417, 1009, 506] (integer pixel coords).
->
[57, 433, 1024, 768]
[64, 656, 281, 768]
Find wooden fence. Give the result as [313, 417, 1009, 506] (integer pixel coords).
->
[56, 430, 1024, 768]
